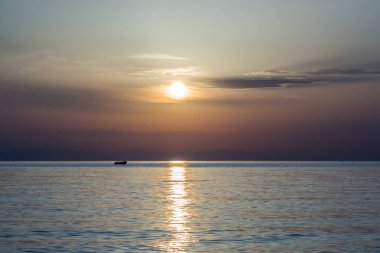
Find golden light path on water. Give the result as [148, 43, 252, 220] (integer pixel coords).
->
[166, 164, 192, 253]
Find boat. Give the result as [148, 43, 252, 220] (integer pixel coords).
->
[114, 161, 127, 165]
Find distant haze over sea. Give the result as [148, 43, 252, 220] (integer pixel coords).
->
[0, 148, 379, 161]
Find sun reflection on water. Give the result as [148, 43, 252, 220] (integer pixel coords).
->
[167, 165, 192, 253]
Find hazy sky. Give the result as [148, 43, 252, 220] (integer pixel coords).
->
[1, 0, 380, 160]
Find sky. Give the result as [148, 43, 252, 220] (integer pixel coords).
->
[1, 0, 380, 160]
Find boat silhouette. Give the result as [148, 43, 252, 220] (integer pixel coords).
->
[114, 161, 127, 165]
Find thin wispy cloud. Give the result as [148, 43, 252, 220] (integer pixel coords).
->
[130, 66, 199, 79]
[306, 68, 380, 75]
[132, 54, 189, 61]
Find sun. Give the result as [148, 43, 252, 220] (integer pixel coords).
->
[167, 81, 188, 99]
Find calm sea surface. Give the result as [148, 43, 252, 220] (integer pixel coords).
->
[0, 161, 379, 252]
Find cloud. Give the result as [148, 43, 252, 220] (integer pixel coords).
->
[129, 66, 199, 79]
[307, 68, 380, 75]
[0, 79, 126, 111]
[132, 53, 189, 61]
[0, 50, 136, 82]
[206, 67, 380, 89]
[208, 77, 312, 89]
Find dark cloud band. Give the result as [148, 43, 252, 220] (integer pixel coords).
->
[205, 67, 380, 89]
[208, 78, 312, 89]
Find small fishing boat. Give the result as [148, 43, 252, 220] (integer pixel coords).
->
[114, 161, 127, 165]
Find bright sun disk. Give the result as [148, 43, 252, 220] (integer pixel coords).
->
[167, 81, 188, 99]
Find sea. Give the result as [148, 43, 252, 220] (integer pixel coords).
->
[0, 161, 379, 253]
